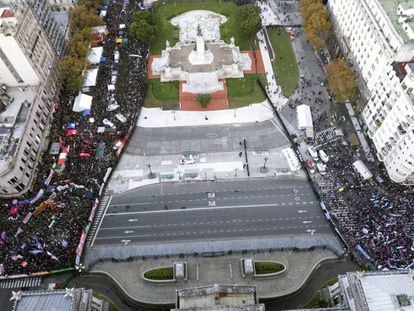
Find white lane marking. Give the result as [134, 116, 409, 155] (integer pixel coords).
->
[110, 202, 150, 207]
[96, 234, 151, 240]
[100, 225, 151, 230]
[105, 202, 316, 216]
[128, 219, 138, 222]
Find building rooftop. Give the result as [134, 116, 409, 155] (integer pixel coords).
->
[0, 86, 36, 169]
[12, 288, 93, 311]
[342, 271, 414, 311]
[173, 284, 265, 311]
[378, 0, 414, 43]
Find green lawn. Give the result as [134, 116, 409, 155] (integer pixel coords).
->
[227, 74, 266, 108]
[151, 0, 250, 54]
[145, 79, 179, 110]
[254, 261, 285, 274]
[267, 26, 299, 98]
[144, 267, 174, 280]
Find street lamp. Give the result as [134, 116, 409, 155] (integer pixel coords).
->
[260, 157, 269, 173]
[147, 163, 155, 178]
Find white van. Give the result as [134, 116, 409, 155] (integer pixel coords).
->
[317, 162, 327, 175]
[318, 149, 329, 163]
[115, 113, 127, 123]
[103, 118, 115, 128]
[308, 146, 319, 161]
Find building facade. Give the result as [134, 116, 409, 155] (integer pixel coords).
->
[0, 4, 60, 196]
[328, 0, 414, 184]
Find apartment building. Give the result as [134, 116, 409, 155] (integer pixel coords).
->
[328, 0, 414, 184]
[0, 4, 60, 196]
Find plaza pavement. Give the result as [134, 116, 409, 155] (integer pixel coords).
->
[137, 102, 275, 128]
[89, 248, 340, 305]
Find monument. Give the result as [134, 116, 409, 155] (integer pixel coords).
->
[188, 25, 214, 65]
[151, 10, 252, 94]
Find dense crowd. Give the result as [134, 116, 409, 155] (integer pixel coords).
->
[0, 0, 148, 276]
[319, 142, 414, 270]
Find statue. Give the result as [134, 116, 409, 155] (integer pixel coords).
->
[230, 37, 235, 46]
[166, 40, 170, 48]
[196, 24, 202, 37]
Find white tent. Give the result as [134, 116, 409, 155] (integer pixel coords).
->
[83, 68, 99, 87]
[87, 47, 103, 65]
[92, 25, 106, 34]
[296, 104, 313, 129]
[352, 160, 373, 180]
[73, 93, 93, 112]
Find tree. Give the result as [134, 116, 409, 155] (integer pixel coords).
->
[299, 0, 331, 50]
[60, 56, 88, 93]
[130, 19, 157, 43]
[237, 4, 262, 37]
[67, 28, 92, 59]
[325, 58, 358, 102]
[70, 6, 104, 32]
[197, 94, 211, 108]
[130, 11, 158, 44]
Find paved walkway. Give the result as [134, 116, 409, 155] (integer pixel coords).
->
[137, 102, 275, 128]
[89, 248, 339, 305]
[257, 29, 288, 111]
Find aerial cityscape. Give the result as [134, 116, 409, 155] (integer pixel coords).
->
[0, 0, 413, 310]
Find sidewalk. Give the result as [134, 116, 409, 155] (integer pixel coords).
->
[89, 248, 339, 304]
[256, 29, 289, 111]
[137, 102, 274, 128]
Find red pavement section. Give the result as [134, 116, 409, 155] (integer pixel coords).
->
[147, 55, 160, 79]
[243, 50, 266, 74]
[180, 80, 228, 111]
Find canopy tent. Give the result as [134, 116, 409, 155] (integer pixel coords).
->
[92, 25, 107, 34]
[82, 68, 99, 88]
[73, 93, 93, 112]
[352, 160, 373, 180]
[296, 104, 313, 129]
[87, 47, 103, 65]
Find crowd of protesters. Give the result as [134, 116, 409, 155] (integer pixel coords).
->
[318, 141, 414, 270]
[0, 0, 148, 276]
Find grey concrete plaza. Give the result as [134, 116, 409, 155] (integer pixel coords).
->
[107, 118, 297, 193]
[127, 120, 288, 156]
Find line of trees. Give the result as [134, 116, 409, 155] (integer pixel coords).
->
[60, 0, 104, 93]
[300, 0, 357, 101]
[299, 0, 331, 51]
[325, 58, 357, 102]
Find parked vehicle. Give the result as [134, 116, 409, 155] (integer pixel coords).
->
[306, 159, 316, 174]
[317, 162, 327, 175]
[115, 113, 127, 123]
[103, 118, 115, 128]
[106, 103, 119, 111]
[318, 149, 329, 163]
[308, 146, 319, 161]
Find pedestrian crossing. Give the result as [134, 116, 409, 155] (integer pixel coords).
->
[278, 112, 302, 137]
[87, 195, 112, 247]
[0, 277, 41, 289]
[313, 126, 337, 145]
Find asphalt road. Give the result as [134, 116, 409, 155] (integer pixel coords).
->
[93, 178, 331, 246]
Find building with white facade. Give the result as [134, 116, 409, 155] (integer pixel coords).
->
[291, 270, 414, 311]
[0, 4, 60, 196]
[328, 0, 414, 184]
